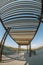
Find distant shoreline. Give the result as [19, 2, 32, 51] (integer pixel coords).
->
[4, 45, 43, 51]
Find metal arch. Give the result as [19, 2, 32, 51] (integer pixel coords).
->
[29, 13, 42, 57]
[29, 0, 43, 57]
[0, 18, 19, 62]
[0, 18, 18, 59]
[0, 18, 7, 31]
[0, 18, 18, 62]
[9, 32, 20, 45]
[1, 28, 10, 51]
[0, 18, 11, 62]
[0, 18, 11, 48]
[31, 0, 42, 42]
[0, 28, 10, 62]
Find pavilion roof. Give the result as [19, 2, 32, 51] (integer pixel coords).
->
[0, 0, 42, 45]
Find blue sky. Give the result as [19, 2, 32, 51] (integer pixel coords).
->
[0, 22, 43, 49]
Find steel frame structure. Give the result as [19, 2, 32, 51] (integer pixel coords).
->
[0, 0, 43, 62]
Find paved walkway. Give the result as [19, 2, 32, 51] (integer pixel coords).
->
[0, 60, 29, 65]
[0, 49, 43, 65]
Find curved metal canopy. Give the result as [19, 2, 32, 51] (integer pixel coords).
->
[0, 0, 42, 45]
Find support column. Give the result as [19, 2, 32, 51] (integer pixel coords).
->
[0, 28, 10, 62]
[29, 43, 31, 57]
[18, 44, 21, 54]
[27, 45, 28, 54]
